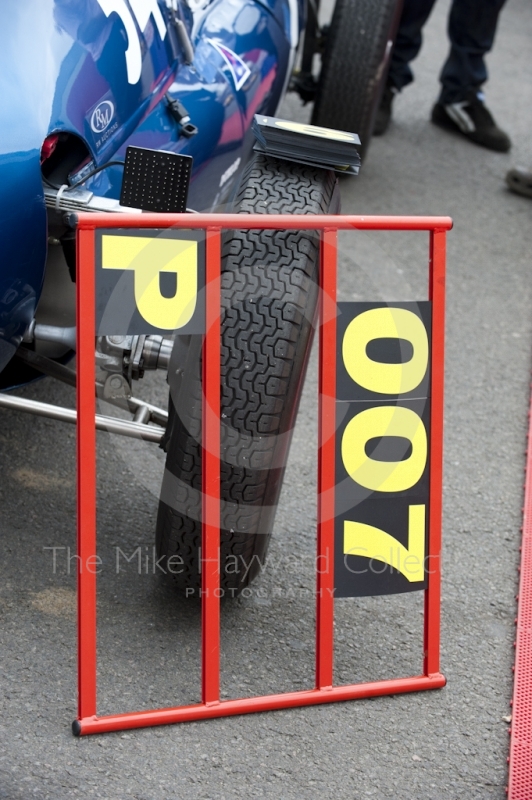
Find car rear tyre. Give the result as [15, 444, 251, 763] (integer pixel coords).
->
[311, 0, 402, 159]
[155, 154, 338, 594]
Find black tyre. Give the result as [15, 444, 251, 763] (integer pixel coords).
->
[311, 0, 402, 158]
[156, 155, 338, 594]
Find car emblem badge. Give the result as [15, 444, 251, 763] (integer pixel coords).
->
[90, 100, 115, 134]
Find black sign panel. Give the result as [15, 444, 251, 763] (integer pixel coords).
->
[334, 302, 432, 597]
[95, 228, 205, 336]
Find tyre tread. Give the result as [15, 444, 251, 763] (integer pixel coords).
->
[156, 156, 336, 592]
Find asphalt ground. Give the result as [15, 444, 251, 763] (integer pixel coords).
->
[1, 0, 532, 797]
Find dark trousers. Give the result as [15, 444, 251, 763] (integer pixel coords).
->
[388, 0, 507, 104]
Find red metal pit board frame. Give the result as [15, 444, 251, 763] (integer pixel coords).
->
[74, 212, 451, 735]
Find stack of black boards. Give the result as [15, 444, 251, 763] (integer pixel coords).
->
[252, 114, 361, 175]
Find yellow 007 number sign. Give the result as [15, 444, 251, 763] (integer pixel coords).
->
[334, 302, 432, 598]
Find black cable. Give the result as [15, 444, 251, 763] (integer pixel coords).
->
[42, 160, 124, 192]
[43, 175, 61, 190]
[67, 160, 124, 190]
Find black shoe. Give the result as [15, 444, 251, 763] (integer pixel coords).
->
[506, 167, 532, 198]
[373, 84, 397, 136]
[431, 91, 511, 152]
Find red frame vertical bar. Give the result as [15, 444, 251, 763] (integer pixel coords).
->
[76, 227, 98, 720]
[202, 227, 222, 705]
[316, 228, 338, 690]
[424, 228, 446, 676]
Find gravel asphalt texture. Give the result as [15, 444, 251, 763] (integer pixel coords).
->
[1, 0, 532, 797]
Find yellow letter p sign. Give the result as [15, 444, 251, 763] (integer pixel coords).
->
[96, 229, 205, 336]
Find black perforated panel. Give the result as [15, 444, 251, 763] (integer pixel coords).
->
[120, 146, 192, 213]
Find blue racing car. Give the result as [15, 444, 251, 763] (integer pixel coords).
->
[0, 0, 399, 593]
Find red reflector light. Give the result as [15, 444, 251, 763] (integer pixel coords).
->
[41, 134, 59, 164]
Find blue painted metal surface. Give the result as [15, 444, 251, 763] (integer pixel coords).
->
[0, 0, 298, 375]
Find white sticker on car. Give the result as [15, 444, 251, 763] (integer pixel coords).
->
[207, 40, 251, 91]
[219, 157, 241, 187]
[96, 0, 167, 84]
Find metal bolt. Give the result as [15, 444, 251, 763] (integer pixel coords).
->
[110, 376, 122, 389]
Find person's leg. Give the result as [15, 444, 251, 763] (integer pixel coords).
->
[438, 0, 508, 103]
[387, 0, 439, 91]
[374, 0, 437, 135]
[431, 0, 511, 151]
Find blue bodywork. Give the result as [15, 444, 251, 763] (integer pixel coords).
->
[0, 0, 305, 376]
